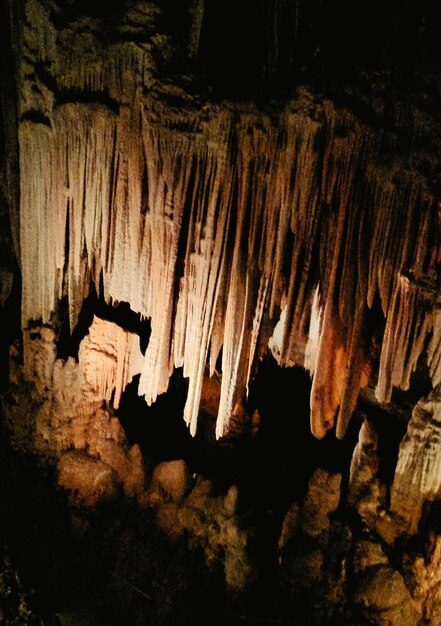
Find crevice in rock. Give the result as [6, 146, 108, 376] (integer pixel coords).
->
[19, 109, 52, 127]
[55, 88, 121, 115]
[116, 369, 192, 466]
[55, 286, 151, 362]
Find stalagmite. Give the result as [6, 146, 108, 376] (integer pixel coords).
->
[79, 316, 144, 409]
[390, 385, 441, 535]
[428, 310, 441, 388]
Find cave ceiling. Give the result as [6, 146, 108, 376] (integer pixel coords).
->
[0, 0, 441, 441]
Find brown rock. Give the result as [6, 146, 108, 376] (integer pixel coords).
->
[58, 450, 121, 507]
[149, 459, 192, 504]
[355, 566, 419, 625]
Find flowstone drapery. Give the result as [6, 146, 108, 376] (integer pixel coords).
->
[17, 1, 441, 439]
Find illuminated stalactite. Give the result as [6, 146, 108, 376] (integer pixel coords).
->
[17, 0, 441, 441]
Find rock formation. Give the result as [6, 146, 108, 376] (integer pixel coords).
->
[1, 1, 441, 624]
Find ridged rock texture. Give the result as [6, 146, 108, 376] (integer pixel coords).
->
[2, 1, 441, 625]
[12, 0, 441, 443]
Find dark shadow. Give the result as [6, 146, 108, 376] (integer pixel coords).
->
[116, 369, 193, 466]
[56, 286, 151, 362]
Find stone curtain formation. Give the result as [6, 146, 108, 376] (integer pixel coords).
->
[18, 0, 441, 439]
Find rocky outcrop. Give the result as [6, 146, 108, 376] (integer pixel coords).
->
[7, 321, 145, 504]
[278, 468, 350, 622]
[2, 1, 441, 624]
[405, 532, 441, 623]
[146, 468, 252, 591]
[353, 540, 419, 626]
[58, 450, 122, 508]
[276, 414, 441, 624]
[0, 549, 48, 625]
[390, 385, 441, 535]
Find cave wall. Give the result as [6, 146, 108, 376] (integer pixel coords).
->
[1, 1, 441, 624]
[7, 0, 441, 441]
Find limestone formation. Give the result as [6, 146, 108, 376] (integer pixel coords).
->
[13, 0, 441, 442]
[2, 1, 441, 624]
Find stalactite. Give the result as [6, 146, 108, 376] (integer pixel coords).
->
[368, 176, 441, 403]
[276, 107, 321, 362]
[19, 120, 66, 326]
[54, 28, 154, 103]
[172, 113, 234, 435]
[376, 275, 434, 404]
[19, 93, 440, 438]
[304, 108, 376, 438]
[16, 0, 441, 441]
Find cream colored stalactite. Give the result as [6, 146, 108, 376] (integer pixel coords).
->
[308, 112, 369, 439]
[216, 117, 280, 438]
[181, 239, 225, 436]
[367, 175, 439, 404]
[304, 286, 323, 375]
[61, 105, 117, 328]
[79, 108, 116, 289]
[240, 119, 280, 397]
[19, 61, 440, 442]
[209, 275, 228, 377]
[173, 121, 227, 366]
[206, 114, 238, 380]
[217, 271, 249, 438]
[266, 117, 295, 319]
[137, 215, 175, 403]
[276, 113, 321, 362]
[137, 124, 193, 405]
[20, 120, 66, 326]
[176, 133, 233, 435]
[376, 277, 433, 404]
[215, 120, 260, 437]
[65, 120, 89, 330]
[105, 105, 145, 312]
[215, 183, 250, 436]
[245, 276, 272, 393]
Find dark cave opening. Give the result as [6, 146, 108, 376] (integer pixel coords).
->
[114, 351, 363, 608]
[55, 286, 151, 362]
[0, 261, 21, 389]
[117, 369, 193, 467]
[115, 351, 363, 516]
[116, 355, 325, 505]
[192, 0, 439, 101]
